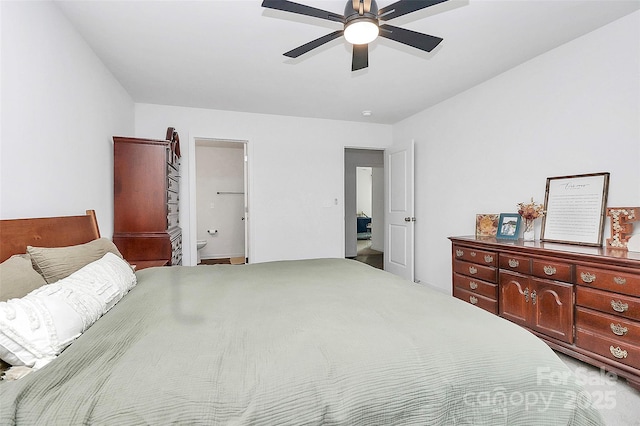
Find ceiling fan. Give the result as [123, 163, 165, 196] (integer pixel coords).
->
[261, 0, 448, 71]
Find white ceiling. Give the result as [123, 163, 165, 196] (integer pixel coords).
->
[54, 0, 640, 124]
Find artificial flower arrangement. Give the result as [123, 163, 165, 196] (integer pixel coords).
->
[517, 198, 545, 240]
[517, 197, 545, 221]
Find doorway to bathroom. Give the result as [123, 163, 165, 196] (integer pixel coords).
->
[195, 139, 248, 265]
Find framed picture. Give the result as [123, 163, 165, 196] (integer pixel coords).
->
[476, 214, 499, 237]
[497, 213, 521, 240]
[540, 172, 610, 247]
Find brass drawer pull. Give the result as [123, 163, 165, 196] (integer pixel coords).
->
[609, 346, 628, 359]
[613, 277, 626, 285]
[543, 266, 557, 276]
[524, 288, 530, 303]
[469, 281, 478, 290]
[531, 290, 537, 305]
[610, 323, 628, 336]
[508, 259, 519, 268]
[581, 272, 596, 283]
[470, 296, 478, 305]
[484, 255, 494, 263]
[469, 266, 478, 275]
[470, 251, 477, 257]
[456, 249, 464, 257]
[611, 300, 629, 313]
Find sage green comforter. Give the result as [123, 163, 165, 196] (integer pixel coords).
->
[1, 259, 604, 425]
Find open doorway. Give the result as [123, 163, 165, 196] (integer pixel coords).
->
[344, 148, 384, 269]
[195, 139, 248, 265]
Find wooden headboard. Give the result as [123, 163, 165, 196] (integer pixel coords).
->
[0, 210, 100, 262]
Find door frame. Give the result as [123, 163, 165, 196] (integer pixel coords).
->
[344, 148, 384, 259]
[188, 137, 250, 266]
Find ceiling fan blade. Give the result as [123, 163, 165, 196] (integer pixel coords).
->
[262, 0, 344, 23]
[379, 24, 443, 52]
[378, 0, 448, 21]
[284, 30, 344, 58]
[352, 44, 369, 71]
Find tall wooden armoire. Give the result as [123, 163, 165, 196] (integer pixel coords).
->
[113, 128, 182, 268]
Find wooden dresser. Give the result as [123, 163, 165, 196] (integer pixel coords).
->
[450, 236, 640, 389]
[113, 128, 182, 268]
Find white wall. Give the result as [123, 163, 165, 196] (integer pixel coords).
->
[393, 12, 640, 293]
[135, 104, 392, 265]
[0, 1, 134, 237]
[196, 144, 245, 259]
[356, 167, 372, 217]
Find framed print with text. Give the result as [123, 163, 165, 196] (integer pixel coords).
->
[540, 172, 610, 246]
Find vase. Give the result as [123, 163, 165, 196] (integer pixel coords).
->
[522, 218, 535, 241]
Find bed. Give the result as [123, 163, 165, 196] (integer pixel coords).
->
[0, 211, 605, 425]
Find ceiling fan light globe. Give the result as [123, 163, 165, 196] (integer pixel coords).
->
[344, 20, 379, 45]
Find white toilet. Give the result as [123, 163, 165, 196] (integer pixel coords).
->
[196, 240, 207, 264]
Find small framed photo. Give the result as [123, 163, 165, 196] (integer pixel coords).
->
[497, 213, 521, 240]
[476, 214, 499, 237]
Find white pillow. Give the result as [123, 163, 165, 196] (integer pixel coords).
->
[0, 252, 136, 368]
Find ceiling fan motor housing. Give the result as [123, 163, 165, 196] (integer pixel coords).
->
[345, 0, 379, 22]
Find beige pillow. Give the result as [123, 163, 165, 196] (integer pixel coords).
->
[27, 238, 123, 284]
[0, 255, 47, 302]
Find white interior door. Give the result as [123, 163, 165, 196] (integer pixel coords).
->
[384, 140, 415, 281]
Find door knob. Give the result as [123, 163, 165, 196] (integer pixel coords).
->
[404, 217, 416, 222]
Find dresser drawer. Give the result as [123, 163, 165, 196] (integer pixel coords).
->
[167, 163, 179, 180]
[453, 273, 497, 300]
[167, 213, 179, 230]
[531, 258, 572, 282]
[576, 265, 640, 297]
[499, 253, 530, 274]
[576, 329, 640, 370]
[167, 176, 179, 193]
[453, 260, 497, 283]
[576, 287, 640, 321]
[171, 234, 182, 266]
[167, 201, 179, 216]
[167, 189, 179, 204]
[576, 307, 640, 346]
[453, 287, 498, 315]
[453, 246, 496, 266]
